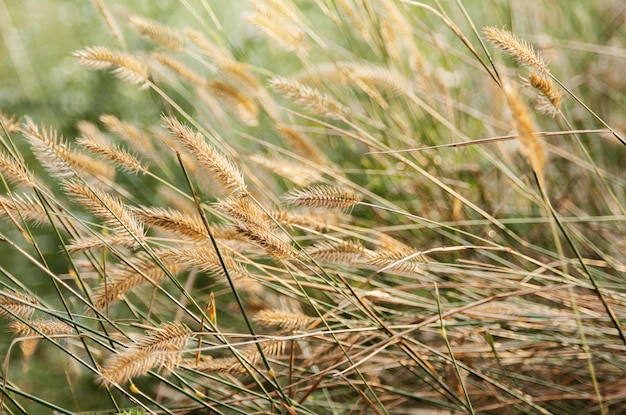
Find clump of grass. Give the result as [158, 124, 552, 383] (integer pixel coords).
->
[0, 1, 625, 414]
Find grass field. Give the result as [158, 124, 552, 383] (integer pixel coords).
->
[0, 1, 625, 414]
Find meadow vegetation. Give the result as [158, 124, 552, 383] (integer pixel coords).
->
[0, 1, 625, 414]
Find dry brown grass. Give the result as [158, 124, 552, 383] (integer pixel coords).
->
[0, 2, 624, 414]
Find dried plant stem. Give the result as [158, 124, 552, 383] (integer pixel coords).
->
[282, 185, 361, 210]
[98, 323, 192, 386]
[502, 78, 546, 186]
[483, 26, 549, 74]
[162, 116, 246, 193]
[74, 46, 149, 85]
[270, 77, 347, 119]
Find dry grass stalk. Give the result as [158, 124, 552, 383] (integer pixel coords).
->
[216, 197, 295, 259]
[483, 26, 549, 74]
[207, 80, 259, 126]
[216, 60, 260, 94]
[269, 77, 347, 119]
[375, 234, 414, 254]
[336, 62, 408, 97]
[66, 234, 143, 253]
[21, 118, 115, 181]
[195, 339, 287, 374]
[270, 209, 335, 231]
[160, 245, 248, 279]
[0, 290, 39, 320]
[367, 250, 424, 274]
[276, 124, 325, 165]
[215, 196, 271, 231]
[282, 185, 361, 210]
[305, 239, 366, 265]
[337, 0, 371, 42]
[249, 154, 322, 187]
[502, 78, 546, 186]
[91, 253, 182, 310]
[153, 53, 207, 88]
[98, 323, 192, 386]
[129, 15, 184, 52]
[0, 194, 52, 226]
[91, 0, 126, 48]
[254, 309, 314, 331]
[233, 220, 297, 260]
[62, 180, 144, 238]
[0, 151, 34, 186]
[76, 129, 147, 174]
[99, 114, 156, 159]
[184, 27, 232, 62]
[133, 206, 208, 240]
[380, 0, 418, 64]
[0, 112, 21, 133]
[73, 46, 149, 85]
[528, 71, 562, 115]
[8, 319, 74, 337]
[246, 4, 304, 53]
[162, 116, 247, 193]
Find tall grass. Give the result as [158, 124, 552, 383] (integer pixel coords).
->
[0, 1, 625, 414]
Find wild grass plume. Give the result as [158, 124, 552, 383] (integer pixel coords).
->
[0, 2, 624, 414]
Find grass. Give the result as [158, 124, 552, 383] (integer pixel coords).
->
[0, 0, 625, 414]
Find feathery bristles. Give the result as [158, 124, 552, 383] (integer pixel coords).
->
[276, 124, 325, 165]
[162, 116, 247, 193]
[207, 80, 259, 126]
[249, 154, 322, 187]
[21, 117, 115, 181]
[270, 209, 335, 231]
[254, 309, 313, 331]
[76, 128, 147, 174]
[282, 185, 361, 210]
[337, 0, 371, 41]
[8, 319, 74, 337]
[194, 339, 287, 374]
[380, 0, 417, 63]
[92, 0, 126, 48]
[62, 180, 144, 237]
[216, 196, 298, 259]
[160, 245, 248, 279]
[483, 27, 549, 74]
[367, 250, 424, 274]
[214, 196, 270, 230]
[91, 253, 182, 310]
[187, 28, 260, 93]
[306, 239, 366, 265]
[153, 53, 207, 87]
[216, 60, 260, 94]
[73, 46, 149, 85]
[502, 78, 546, 186]
[0, 290, 39, 320]
[98, 323, 192, 386]
[336, 62, 408, 97]
[246, 4, 304, 53]
[528, 71, 562, 115]
[184, 27, 232, 62]
[233, 221, 297, 259]
[66, 234, 143, 253]
[0, 151, 34, 186]
[129, 15, 184, 52]
[0, 112, 21, 133]
[214, 198, 296, 259]
[99, 114, 156, 158]
[269, 77, 347, 119]
[0, 193, 51, 226]
[133, 206, 208, 240]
